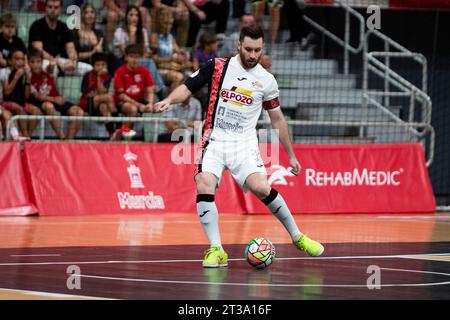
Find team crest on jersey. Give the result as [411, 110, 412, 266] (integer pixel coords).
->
[134, 74, 142, 83]
[252, 81, 264, 89]
[220, 87, 254, 107]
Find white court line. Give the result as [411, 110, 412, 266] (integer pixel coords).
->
[76, 267, 450, 288]
[1, 216, 447, 226]
[10, 254, 61, 257]
[0, 287, 115, 300]
[0, 253, 449, 267]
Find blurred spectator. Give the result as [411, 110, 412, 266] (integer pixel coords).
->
[73, 3, 122, 76]
[283, 0, 314, 50]
[62, 0, 84, 11]
[79, 52, 119, 139]
[104, 0, 151, 50]
[113, 44, 155, 131]
[193, 30, 218, 71]
[252, 0, 282, 49]
[232, 0, 246, 18]
[259, 53, 271, 71]
[191, 29, 220, 111]
[113, 4, 167, 98]
[157, 96, 201, 142]
[1, 0, 8, 11]
[0, 13, 27, 69]
[152, 0, 190, 48]
[0, 48, 42, 139]
[184, 0, 230, 48]
[35, 0, 46, 12]
[27, 48, 85, 140]
[28, 0, 93, 76]
[219, 13, 254, 57]
[1, 0, 34, 11]
[150, 8, 191, 92]
[113, 5, 152, 60]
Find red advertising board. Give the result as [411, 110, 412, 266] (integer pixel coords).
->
[22, 142, 244, 215]
[245, 143, 436, 214]
[390, 0, 450, 10]
[22, 142, 435, 215]
[0, 143, 37, 216]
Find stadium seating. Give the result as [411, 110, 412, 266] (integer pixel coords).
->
[56, 76, 82, 105]
[17, 12, 44, 45]
[143, 113, 162, 142]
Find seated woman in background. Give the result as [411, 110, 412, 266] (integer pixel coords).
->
[150, 7, 191, 93]
[104, 0, 151, 49]
[73, 3, 122, 76]
[113, 5, 167, 99]
[151, 0, 190, 48]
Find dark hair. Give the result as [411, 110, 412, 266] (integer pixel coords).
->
[81, 3, 97, 27]
[45, 0, 62, 6]
[125, 5, 144, 51]
[27, 48, 44, 61]
[199, 31, 217, 50]
[0, 13, 16, 27]
[7, 47, 25, 60]
[125, 44, 144, 56]
[239, 24, 264, 42]
[92, 52, 108, 65]
[239, 14, 254, 23]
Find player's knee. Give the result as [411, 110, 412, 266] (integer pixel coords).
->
[195, 174, 216, 194]
[252, 184, 271, 200]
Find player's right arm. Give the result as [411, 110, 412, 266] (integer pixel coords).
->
[154, 59, 214, 112]
[153, 84, 192, 112]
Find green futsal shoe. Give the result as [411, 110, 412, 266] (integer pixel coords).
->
[202, 245, 228, 268]
[294, 234, 324, 257]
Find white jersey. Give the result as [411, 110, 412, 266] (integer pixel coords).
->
[185, 56, 280, 144]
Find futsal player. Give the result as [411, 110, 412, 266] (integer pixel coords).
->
[154, 24, 324, 268]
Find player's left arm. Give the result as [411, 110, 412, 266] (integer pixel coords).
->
[264, 76, 301, 175]
[267, 108, 301, 176]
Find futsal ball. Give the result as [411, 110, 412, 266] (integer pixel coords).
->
[245, 237, 276, 269]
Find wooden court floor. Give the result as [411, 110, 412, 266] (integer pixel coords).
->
[0, 213, 449, 300]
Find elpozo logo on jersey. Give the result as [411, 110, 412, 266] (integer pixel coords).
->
[220, 87, 253, 107]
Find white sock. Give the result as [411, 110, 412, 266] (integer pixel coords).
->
[262, 189, 302, 241]
[196, 194, 222, 248]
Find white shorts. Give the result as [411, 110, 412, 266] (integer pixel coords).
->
[197, 139, 267, 192]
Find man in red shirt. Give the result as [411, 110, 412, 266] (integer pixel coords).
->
[27, 48, 84, 140]
[114, 44, 155, 130]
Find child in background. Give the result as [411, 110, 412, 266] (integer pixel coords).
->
[27, 48, 84, 140]
[191, 31, 218, 111]
[0, 13, 27, 69]
[0, 48, 42, 139]
[193, 31, 218, 71]
[80, 52, 119, 139]
[113, 44, 155, 138]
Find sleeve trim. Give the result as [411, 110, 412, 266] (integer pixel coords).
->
[263, 97, 280, 110]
